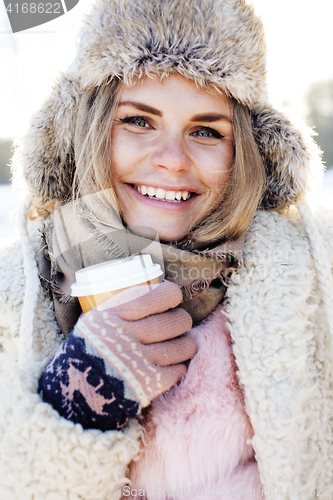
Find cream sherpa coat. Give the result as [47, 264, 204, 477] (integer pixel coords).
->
[1, 0, 333, 498]
[0, 203, 332, 500]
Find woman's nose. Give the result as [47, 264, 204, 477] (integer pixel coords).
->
[150, 134, 191, 173]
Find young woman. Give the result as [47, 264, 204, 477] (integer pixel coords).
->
[1, 0, 333, 498]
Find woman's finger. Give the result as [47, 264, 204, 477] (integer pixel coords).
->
[143, 335, 197, 367]
[126, 308, 193, 343]
[111, 280, 184, 320]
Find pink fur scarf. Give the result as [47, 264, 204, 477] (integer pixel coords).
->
[129, 306, 262, 499]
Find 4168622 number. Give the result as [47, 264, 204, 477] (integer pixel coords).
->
[275, 486, 331, 496]
[5, 3, 61, 14]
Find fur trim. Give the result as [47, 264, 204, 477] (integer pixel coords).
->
[252, 104, 324, 209]
[12, 0, 324, 208]
[13, 74, 81, 203]
[74, 0, 267, 106]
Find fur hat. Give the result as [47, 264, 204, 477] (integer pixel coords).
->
[14, 0, 323, 209]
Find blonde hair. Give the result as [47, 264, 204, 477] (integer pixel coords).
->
[191, 99, 266, 241]
[75, 77, 266, 242]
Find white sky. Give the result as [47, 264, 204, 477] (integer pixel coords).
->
[0, 0, 333, 140]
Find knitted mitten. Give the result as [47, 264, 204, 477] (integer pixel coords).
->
[39, 281, 195, 430]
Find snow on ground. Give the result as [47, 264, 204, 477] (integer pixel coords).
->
[0, 169, 333, 243]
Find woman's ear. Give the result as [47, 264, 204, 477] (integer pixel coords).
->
[251, 103, 324, 209]
[12, 73, 81, 204]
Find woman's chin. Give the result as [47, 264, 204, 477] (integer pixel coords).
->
[128, 223, 190, 243]
[124, 217, 191, 243]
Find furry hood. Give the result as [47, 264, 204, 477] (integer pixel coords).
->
[14, 0, 323, 209]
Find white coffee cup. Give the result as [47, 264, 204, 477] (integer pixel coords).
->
[71, 254, 164, 313]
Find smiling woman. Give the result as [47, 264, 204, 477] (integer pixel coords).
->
[1, 0, 333, 498]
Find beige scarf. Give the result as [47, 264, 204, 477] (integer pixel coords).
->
[38, 191, 243, 336]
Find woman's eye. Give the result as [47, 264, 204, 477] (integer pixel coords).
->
[120, 116, 151, 128]
[191, 127, 223, 139]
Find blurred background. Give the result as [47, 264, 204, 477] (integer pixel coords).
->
[0, 0, 333, 240]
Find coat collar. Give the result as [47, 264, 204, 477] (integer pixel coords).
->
[226, 210, 333, 494]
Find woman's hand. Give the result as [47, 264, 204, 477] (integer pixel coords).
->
[39, 281, 196, 430]
[76, 280, 195, 406]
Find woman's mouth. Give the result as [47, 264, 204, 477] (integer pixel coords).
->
[132, 184, 193, 203]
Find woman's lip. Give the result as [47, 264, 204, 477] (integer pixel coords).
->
[123, 183, 198, 209]
[131, 183, 198, 193]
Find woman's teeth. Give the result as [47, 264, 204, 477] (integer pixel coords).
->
[134, 185, 191, 202]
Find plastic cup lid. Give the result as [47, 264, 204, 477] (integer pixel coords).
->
[71, 254, 164, 296]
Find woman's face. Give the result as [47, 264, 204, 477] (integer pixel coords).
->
[110, 74, 234, 242]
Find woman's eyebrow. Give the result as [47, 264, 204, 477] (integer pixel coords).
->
[118, 101, 162, 116]
[117, 103, 231, 123]
[191, 113, 232, 123]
